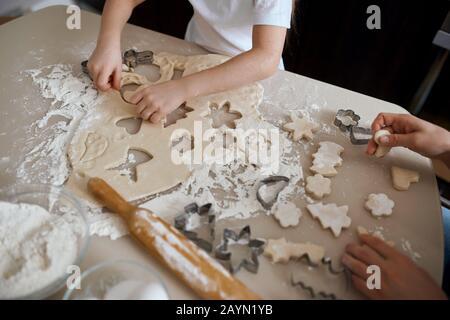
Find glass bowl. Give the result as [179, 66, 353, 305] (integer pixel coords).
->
[63, 259, 170, 300]
[0, 183, 90, 299]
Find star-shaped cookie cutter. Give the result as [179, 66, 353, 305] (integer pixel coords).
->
[256, 176, 290, 210]
[174, 202, 215, 253]
[214, 225, 265, 274]
[334, 109, 372, 145]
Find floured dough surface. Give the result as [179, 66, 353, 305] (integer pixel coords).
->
[282, 114, 319, 141]
[365, 193, 394, 217]
[306, 202, 351, 237]
[373, 129, 391, 158]
[67, 52, 264, 204]
[305, 174, 331, 199]
[310, 142, 344, 177]
[264, 238, 325, 264]
[391, 166, 420, 191]
[271, 201, 302, 228]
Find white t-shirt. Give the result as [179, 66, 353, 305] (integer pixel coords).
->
[185, 0, 292, 68]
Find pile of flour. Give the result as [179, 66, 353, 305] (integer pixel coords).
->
[0, 201, 80, 299]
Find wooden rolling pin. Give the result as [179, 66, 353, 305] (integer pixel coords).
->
[87, 178, 260, 300]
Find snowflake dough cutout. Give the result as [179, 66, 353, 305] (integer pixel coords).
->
[373, 129, 392, 158]
[263, 238, 325, 264]
[306, 174, 331, 199]
[306, 202, 351, 237]
[283, 114, 319, 141]
[391, 166, 420, 191]
[271, 201, 302, 228]
[310, 142, 344, 177]
[365, 193, 395, 217]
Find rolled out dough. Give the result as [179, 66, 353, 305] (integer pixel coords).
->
[67, 52, 264, 204]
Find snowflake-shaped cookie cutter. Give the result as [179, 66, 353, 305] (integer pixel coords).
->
[214, 225, 265, 274]
[173, 202, 215, 253]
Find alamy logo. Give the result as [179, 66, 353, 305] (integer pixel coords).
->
[66, 5, 81, 30]
[366, 265, 381, 290]
[66, 265, 81, 290]
[366, 5, 381, 30]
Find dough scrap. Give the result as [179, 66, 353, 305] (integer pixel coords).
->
[271, 201, 302, 228]
[373, 129, 391, 158]
[67, 52, 264, 204]
[310, 142, 344, 177]
[306, 202, 351, 237]
[357, 226, 395, 247]
[263, 238, 325, 264]
[80, 133, 108, 162]
[391, 166, 420, 191]
[305, 174, 331, 199]
[282, 114, 319, 141]
[365, 193, 395, 217]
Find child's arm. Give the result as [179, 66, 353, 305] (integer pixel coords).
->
[367, 113, 450, 167]
[128, 25, 286, 123]
[342, 234, 447, 300]
[88, 0, 145, 91]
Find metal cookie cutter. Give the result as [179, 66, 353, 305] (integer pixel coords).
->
[81, 49, 155, 76]
[174, 202, 215, 253]
[290, 275, 338, 300]
[334, 109, 372, 145]
[256, 176, 290, 210]
[215, 225, 265, 274]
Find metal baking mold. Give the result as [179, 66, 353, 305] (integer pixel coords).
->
[214, 225, 265, 274]
[173, 202, 215, 252]
[290, 275, 338, 300]
[256, 176, 290, 210]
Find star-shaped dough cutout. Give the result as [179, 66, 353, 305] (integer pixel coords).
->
[306, 174, 331, 199]
[283, 114, 319, 141]
[306, 202, 351, 237]
[263, 238, 325, 264]
[364, 193, 394, 217]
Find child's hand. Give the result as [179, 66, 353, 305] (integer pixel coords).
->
[88, 43, 122, 91]
[342, 234, 447, 300]
[367, 113, 450, 160]
[128, 80, 188, 123]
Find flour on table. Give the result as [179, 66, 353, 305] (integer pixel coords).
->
[0, 201, 81, 299]
[365, 193, 395, 217]
[306, 202, 351, 237]
[401, 238, 422, 262]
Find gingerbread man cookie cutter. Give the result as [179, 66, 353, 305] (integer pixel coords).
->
[214, 225, 265, 274]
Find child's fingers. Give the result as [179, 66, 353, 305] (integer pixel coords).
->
[141, 106, 158, 121]
[378, 132, 415, 149]
[345, 243, 385, 266]
[112, 66, 122, 91]
[366, 139, 378, 155]
[150, 111, 164, 124]
[342, 253, 368, 279]
[96, 69, 112, 91]
[359, 234, 399, 259]
[129, 89, 144, 105]
[351, 274, 380, 300]
[371, 113, 395, 132]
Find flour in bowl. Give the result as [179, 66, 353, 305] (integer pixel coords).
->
[0, 201, 80, 299]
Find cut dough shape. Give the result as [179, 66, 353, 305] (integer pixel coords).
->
[271, 201, 302, 228]
[310, 142, 344, 177]
[357, 226, 395, 247]
[306, 202, 351, 237]
[67, 52, 264, 204]
[80, 133, 108, 162]
[373, 129, 391, 158]
[282, 114, 319, 141]
[263, 238, 325, 264]
[391, 166, 420, 191]
[365, 193, 395, 217]
[305, 174, 331, 199]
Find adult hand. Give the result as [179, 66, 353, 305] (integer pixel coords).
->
[342, 234, 447, 300]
